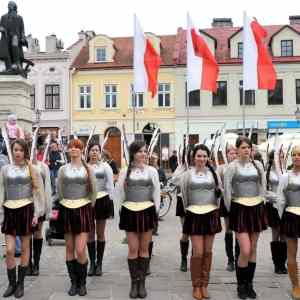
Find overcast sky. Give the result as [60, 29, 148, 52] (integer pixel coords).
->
[0, 0, 299, 50]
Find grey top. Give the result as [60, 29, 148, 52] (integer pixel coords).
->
[90, 161, 114, 198]
[180, 167, 221, 209]
[114, 165, 161, 213]
[57, 163, 96, 203]
[265, 169, 280, 205]
[0, 163, 45, 223]
[224, 159, 266, 211]
[277, 171, 300, 218]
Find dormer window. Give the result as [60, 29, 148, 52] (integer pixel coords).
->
[281, 40, 293, 56]
[96, 47, 106, 62]
[237, 42, 243, 58]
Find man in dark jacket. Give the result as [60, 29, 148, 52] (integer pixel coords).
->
[169, 150, 178, 173]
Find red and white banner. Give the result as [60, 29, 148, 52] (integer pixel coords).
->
[243, 12, 276, 90]
[133, 15, 161, 98]
[187, 14, 219, 93]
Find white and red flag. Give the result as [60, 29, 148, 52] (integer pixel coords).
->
[187, 14, 219, 93]
[133, 15, 161, 98]
[243, 12, 276, 90]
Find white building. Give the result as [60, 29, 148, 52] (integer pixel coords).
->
[173, 16, 300, 147]
[25, 31, 88, 137]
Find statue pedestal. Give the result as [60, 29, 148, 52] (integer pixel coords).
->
[0, 75, 33, 133]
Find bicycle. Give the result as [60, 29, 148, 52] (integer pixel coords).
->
[158, 179, 177, 218]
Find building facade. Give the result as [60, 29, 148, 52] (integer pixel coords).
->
[25, 32, 87, 137]
[173, 16, 300, 147]
[71, 33, 177, 166]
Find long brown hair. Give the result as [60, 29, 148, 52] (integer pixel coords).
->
[11, 139, 38, 190]
[68, 139, 93, 193]
[125, 141, 146, 186]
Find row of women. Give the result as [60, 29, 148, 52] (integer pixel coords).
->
[2, 135, 300, 300]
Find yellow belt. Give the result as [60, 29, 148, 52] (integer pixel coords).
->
[96, 191, 108, 199]
[3, 198, 33, 209]
[286, 207, 300, 216]
[122, 201, 154, 212]
[186, 204, 218, 215]
[232, 196, 263, 207]
[60, 198, 91, 209]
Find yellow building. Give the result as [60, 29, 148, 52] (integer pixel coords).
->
[71, 33, 177, 166]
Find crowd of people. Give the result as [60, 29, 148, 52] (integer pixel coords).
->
[1, 129, 300, 300]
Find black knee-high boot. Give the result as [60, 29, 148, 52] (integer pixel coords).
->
[146, 241, 153, 276]
[77, 261, 88, 296]
[138, 257, 149, 299]
[180, 240, 189, 272]
[14, 265, 28, 298]
[279, 241, 288, 274]
[66, 260, 77, 296]
[225, 232, 235, 271]
[32, 239, 43, 276]
[128, 258, 139, 299]
[3, 267, 16, 297]
[236, 266, 248, 300]
[87, 241, 96, 276]
[96, 241, 105, 276]
[270, 241, 281, 274]
[247, 262, 257, 299]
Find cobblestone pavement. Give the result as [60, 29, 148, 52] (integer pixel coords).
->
[0, 201, 296, 300]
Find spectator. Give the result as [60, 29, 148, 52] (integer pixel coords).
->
[169, 150, 178, 173]
[48, 141, 64, 194]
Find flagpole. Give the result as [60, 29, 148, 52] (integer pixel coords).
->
[186, 86, 190, 142]
[243, 89, 246, 136]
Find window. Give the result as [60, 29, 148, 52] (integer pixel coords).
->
[237, 42, 243, 58]
[30, 85, 35, 110]
[104, 84, 117, 108]
[281, 40, 293, 56]
[96, 47, 106, 62]
[79, 85, 91, 109]
[296, 80, 300, 104]
[268, 80, 283, 105]
[45, 84, 60, 110]
[130, 85, 144, 108]
[239, 81, 255, 105]
[213, 81, 227, 106]
[158, 83, 171, 107]
[185, 83, 200, 106]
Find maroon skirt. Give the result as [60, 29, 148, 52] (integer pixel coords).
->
[94, 195, 114, 220]
[119, 205, 157, 233]
[281, 211, 300, 238]
[229, 202, 267, 233]
[219, 197, 230, 218]
[59, 203, 94, 234]
[265, 202, 281, 228]
[183, 209, 222, 235]
[1, 203, 34, 236]
[176, 195, 186, 217]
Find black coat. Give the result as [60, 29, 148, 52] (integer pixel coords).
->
[0, 12, 25, 61]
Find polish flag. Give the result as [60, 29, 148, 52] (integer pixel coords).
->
[133, 15, 161, 98]
[243, 12, 276, 90]
[187, 14, 219, 93]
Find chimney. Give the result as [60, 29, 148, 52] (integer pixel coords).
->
[85, 31, 96, 40]
[46, 34, 58, 53]
[289, 15, 300, 25]
[26, 34, 40, 54]
[78, 30, 86, 40]
[211, 18, 233, 28]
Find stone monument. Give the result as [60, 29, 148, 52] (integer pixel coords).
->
[0, 1, 33, 132]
